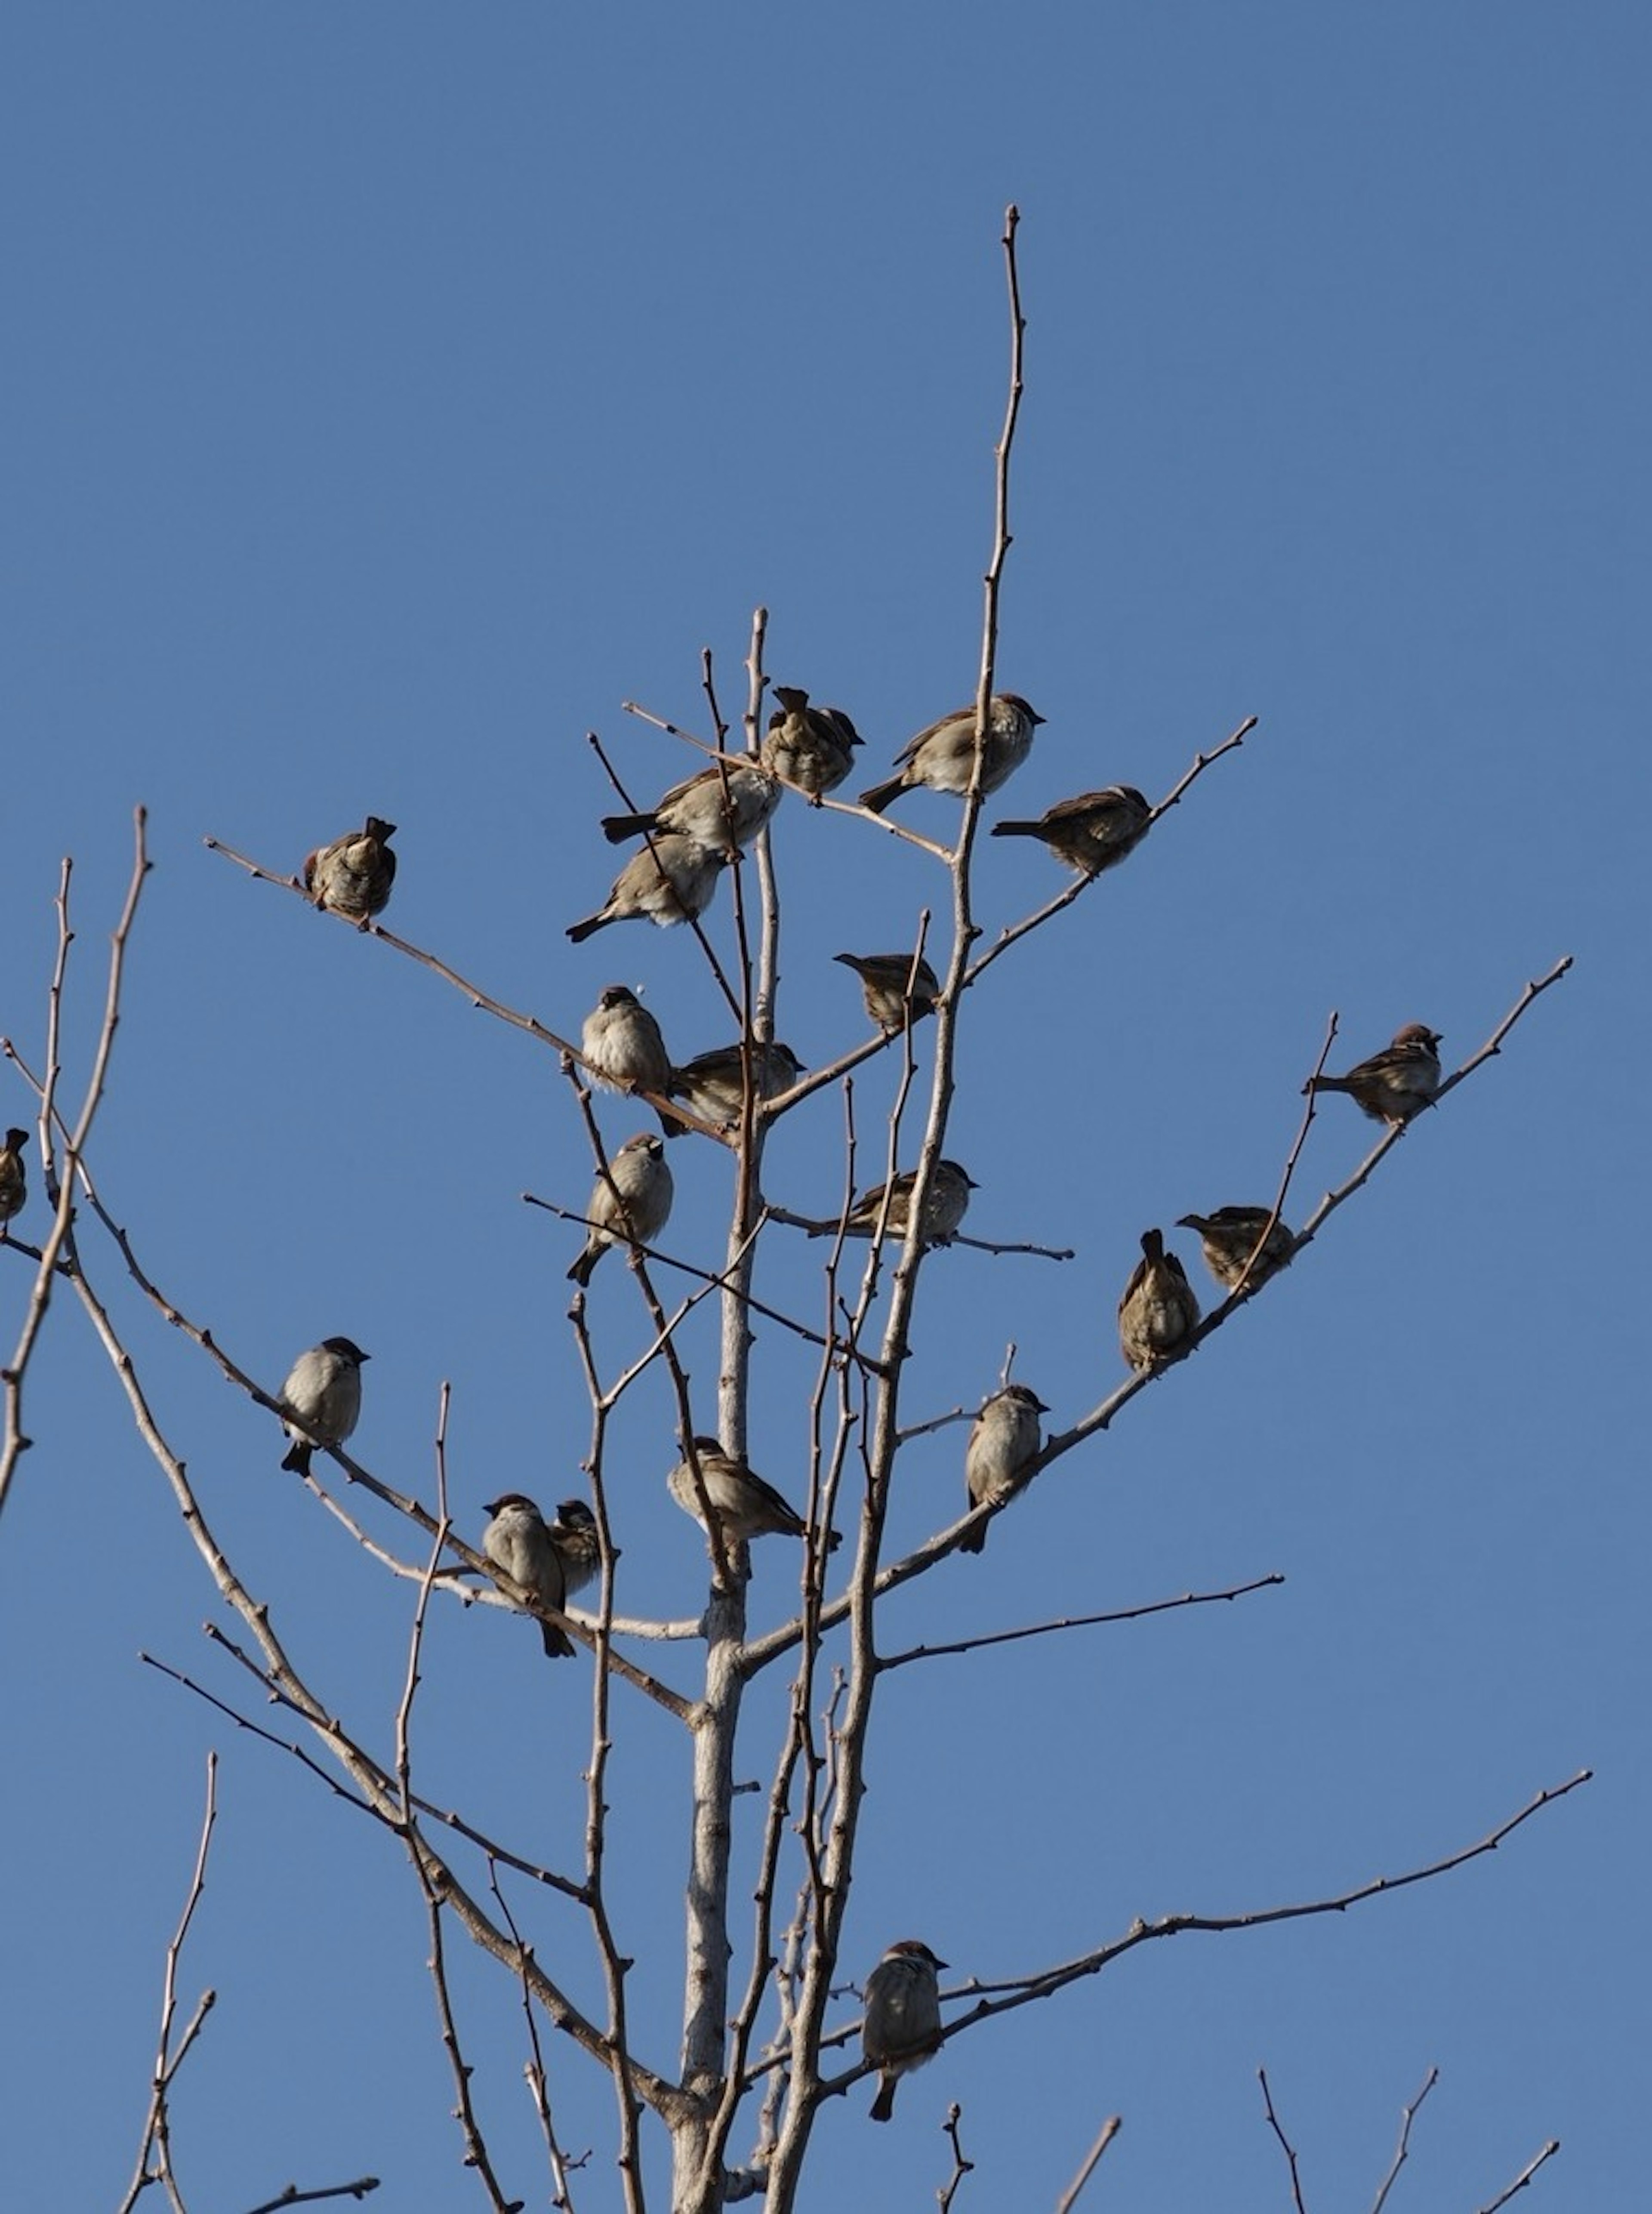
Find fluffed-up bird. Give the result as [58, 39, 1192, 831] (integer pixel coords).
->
[481, 1492, 575, 1658]
[842, 1159, 977, 1246]
[567, 834, 728, 942]
[667, 1039, 804, 1135]
[0, 1128, 28, 1235]
[303, 817, 397, 922]
[549, 1499, 601, 1600]
[666, 1436, 839, 1554]
[960, 1382, 1048, 1553]
[863, 1938, 947, 2122]
[600, 759, 781, 851]
[1117, 1230, 1201, 1372]
[580, 984, 674, 1129]
[278, 1336, 369, 1474]
[859, 693, 1044, 815]
[567, 1132, 674, 1287]
[1306, 1023, 1443, 1124]
[833, 951, 941, 1034]
[1176, 1205, 1295, 1290]
[990, 784, 1152, 876]
[760, 685, 864, 800]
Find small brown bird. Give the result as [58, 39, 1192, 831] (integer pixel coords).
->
[600, 759, 781, 851]
[666, 1436, 839, 1553]
[568, 1132, 675, 1287]
[1118, 1229, 1201, 1372]
[760, 685, 863, 800]
[844, 1160, 977, 1246]
[548, 1499, 602, 1600]
[1307, 1024, 1443, 1125]
[567, 835, 728, 942]
[1176, 1206, 1295, 1291]
[960, 1382, 1048, 1553]
[481, 1492, 575, 1658]
[580, 984, 674, 1130]
[277, 1336, 369, 1474]
[302, 817, 398, 922]
[0, 1128, 28, 1236]
[667, 1039, 804, 1135]
[860, 693, 1044, 815]
[863, 1938, 947, 2122]
[833, 951, 942, 1034]
[991, 785, 1152, 876]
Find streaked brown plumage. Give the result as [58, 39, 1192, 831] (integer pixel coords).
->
[567, 1132, 674, 1286]
[481, 1492, 575, 1659]
[990, 784, 1151, 876]
[1117, 1228, 1201, 1371]
[833, 951, 941, 1034]
[0, 1128, 28, 1235]
[600, 759, 780, 851]
[760, 685, 863, 800]
[960, 1382, 1048, 1553]
[667, 1039, 804, 1135]
[863, 1939, 947, 2122]
[859, 694, 1044, 814]
[1306, 1024, 1443, 1124]
[666, 1436, 840, 1552]
[567, 835, 728, 942]
[1176, 1206, 1295, 1291]
[303, 816, 398, 922]
[844, 1159, 976, 1246]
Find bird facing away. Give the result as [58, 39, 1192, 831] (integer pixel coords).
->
[666, 1437, 840, 1556]
[548, 1499, 601, 1600]
[302, 817, 398, 922]
[760, 685, 864, 800]
[1176, 1206, 1296, 1291]
[1306, 1023, 1443, 1124]
[481, 1492, 575, 1658]
[566, 834, 728, 942]
[579, 984, 674, 1129]
[667, 1039, 804, 1136]
[960, 1382, 1049, 1553]
[278, 1336, 369, 1474]
[843, 1160, 977, 1246]
[567, 1132, 675, 1287]
[1117, 1230, 1201, 1372]
[859, 693, 1044, 815]
[0, 1128, 28, 1234]
[599, 759, 781, 851]
[833, 951, 942, 1034]
[863, 1938, 947, 2121]
[990, 784, 1152, 876]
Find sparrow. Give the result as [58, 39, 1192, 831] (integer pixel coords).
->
[859, 693, 1045, 814]
[302, 817, 397, 922]
[844, 1159, 977, 1245]
[1117, 1229, 1201, 1372]
[580, 984, 674, 1130]
[666, 1436, 840, 1552]
[863, 1938, 947, 2122]
[548, 1499, 602, 1600]
[481, 1492, 575, 1658]
[600, 759, 781, 852]
[1306, 1024, 1443, 1125]
[667, 1039, 805, 1135]
[990, 785, 1152, 876]
[567, 1132, 675, 1287]
[278, 1336, 369, 1474]
[1176, 1206, 1295, 1291]
[760, 685, 864, 800]
[960, 1382, 1048, 1553]
[833, 951, 941, 1034]
[0, 1128, 28, 1235]
[567, 834, 728, 942]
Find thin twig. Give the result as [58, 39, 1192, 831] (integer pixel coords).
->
[938, 2103, 975, 2211]
[1259, 2068, 1310, 2214]
[877, 1573, 1284, 1671]
[1053, 2115, 1123, 2214]
[1367, 2066, 1438, 2214]
[1474, 2140, 1560, 2214]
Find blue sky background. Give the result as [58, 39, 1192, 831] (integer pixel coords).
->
[2, 5, 1644, 2207]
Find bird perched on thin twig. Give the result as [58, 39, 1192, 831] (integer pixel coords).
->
[567, 1133, 674, 1287]
[833, 951, 941, 1034]
[667, 1039, 804, 1135]
[991, 785, 1151, 876]
[863, 1939, 947, 2122]
[666, 1437, 839, 1555]
[278, 1336, 369, 1474]
[1176, 1206, 1295, 1291]
[0, 1128, 28, 1237]
[841, 1160, 977, 1246]
[859, 694, 1044, 815]
[960, 1382, 1048, 1553]
[760, 685, 863, 800]
[567, 834, 728, 942]
[580, 984, 674, 1131]
[1306, 1024, 1443, 1125]
[549, 1499, 601, 1601]
[600, 759, 781, 852]
[1117, 1230, 1201, 1372]
[302, 817, 398, 923]
[481, 1492, 575, 1658]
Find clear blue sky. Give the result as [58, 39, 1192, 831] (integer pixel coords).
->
[3, 6, 1644, 2208]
